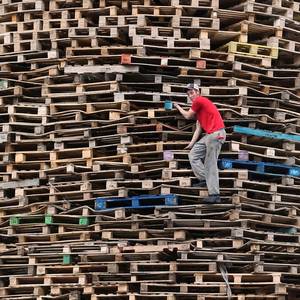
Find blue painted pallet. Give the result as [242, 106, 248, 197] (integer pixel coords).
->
[233, 126, 300, 143]
[219, 159, 300, 177]
[95, 194, 178, 210]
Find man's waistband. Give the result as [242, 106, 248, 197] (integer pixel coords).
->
[207, 128, 225, 134]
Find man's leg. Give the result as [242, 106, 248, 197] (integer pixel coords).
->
[204, 130, 226, 196]
[189, 136, 207, 182]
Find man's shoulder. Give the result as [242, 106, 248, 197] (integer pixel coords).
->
[195, 95, 209, 102]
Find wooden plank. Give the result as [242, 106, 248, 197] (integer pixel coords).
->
[0, 178, 39, 189]
[233, 125, 300, 143]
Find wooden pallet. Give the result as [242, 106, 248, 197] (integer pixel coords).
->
[228, 2, 294, 18]
[220, 41, 278, 59]
[98, 0, 219, 8]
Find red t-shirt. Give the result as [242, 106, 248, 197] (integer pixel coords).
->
[191, 96, 224, 134]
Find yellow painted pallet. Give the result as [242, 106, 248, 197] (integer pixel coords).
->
[222, 41, 279, 59]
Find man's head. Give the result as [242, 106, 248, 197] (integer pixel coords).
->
[187, 83, 200, 100]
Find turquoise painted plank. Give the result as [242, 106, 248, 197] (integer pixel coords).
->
[233, 126, 300, 142]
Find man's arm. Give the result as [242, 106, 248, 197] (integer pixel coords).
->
[185, 121, 201, 149]
[174, 103, 196, 120]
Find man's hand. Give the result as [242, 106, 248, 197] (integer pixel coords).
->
[174, 103, 180, 110]
[184, 144, 193, 150]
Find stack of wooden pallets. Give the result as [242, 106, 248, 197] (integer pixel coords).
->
[0, 0, 300, 299]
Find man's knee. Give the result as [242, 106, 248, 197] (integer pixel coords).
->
[188, 150, 195, 162]
[189, 152, 201, 166]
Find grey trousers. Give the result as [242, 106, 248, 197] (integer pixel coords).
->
[189, 129, 226, 195]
